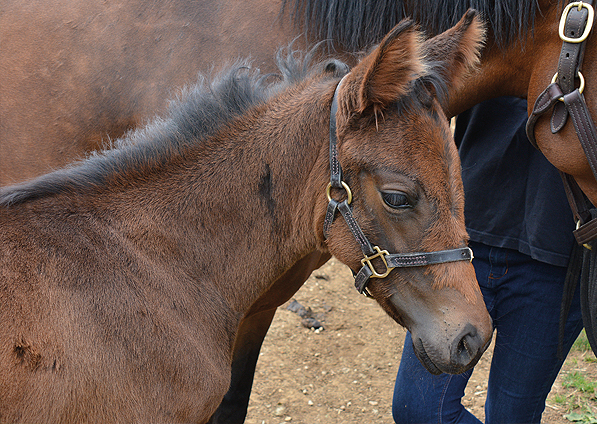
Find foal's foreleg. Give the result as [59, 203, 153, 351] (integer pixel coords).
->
[207, 308, 277, 424]
[207, 251, 330, 424]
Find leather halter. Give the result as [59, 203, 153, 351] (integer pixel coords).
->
[527, 1, 597, 248]
[323, 78, 473, 297]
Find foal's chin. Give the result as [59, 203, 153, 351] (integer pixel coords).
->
[410, 328, 492, 375]
[388, 287, 494, 375]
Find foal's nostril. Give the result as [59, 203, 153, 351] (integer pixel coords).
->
[456, 333, 472, 357]
[450, 323, 483, 367]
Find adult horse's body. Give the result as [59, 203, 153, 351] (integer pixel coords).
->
[0, 18, 491, 423]
[1, 0, 595, 203]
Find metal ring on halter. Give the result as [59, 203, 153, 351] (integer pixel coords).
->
[326, 181, 353, 204]
[552, 71, 585, 101]
[559, 2, 594, 43]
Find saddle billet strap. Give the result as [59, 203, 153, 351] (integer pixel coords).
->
[354, 247, 473, 295]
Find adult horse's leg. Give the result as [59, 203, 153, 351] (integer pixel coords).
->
[208, 251, 330, 424]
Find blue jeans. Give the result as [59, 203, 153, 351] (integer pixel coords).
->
[392, 241, 584, 424]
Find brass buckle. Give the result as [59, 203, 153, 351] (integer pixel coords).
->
[361, 246, 394, 278]
[551, 71, 585, 101]
[559, 2, 594, 43]
[576, 220, 593, 250]
[326, 181, 353, 204]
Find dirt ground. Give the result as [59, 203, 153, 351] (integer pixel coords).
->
[245, 257, 597, 424]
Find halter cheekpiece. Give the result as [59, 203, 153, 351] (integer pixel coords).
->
[323, 77, 473, 297]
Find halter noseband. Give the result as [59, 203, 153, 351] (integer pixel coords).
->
[323, 77, 473, 297]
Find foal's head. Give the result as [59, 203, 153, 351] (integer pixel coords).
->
[321, 11, 492, 374]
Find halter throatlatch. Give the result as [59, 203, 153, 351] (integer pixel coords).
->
[323, 78, 473, 297]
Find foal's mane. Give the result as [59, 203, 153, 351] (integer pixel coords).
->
[0, 42, 448, 207]
[0, 50, 323, 207]
[282, 0, 543, 50]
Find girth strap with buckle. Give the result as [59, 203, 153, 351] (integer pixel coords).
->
[323, 77, 473, 297]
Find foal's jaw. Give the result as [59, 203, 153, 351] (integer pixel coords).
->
[382, 269, 493, 375]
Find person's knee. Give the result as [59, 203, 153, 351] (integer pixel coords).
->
[391, 396, 429, 424]
[391, 401, 410, 423]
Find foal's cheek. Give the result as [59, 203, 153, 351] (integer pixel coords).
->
[324, 223, 366, 272]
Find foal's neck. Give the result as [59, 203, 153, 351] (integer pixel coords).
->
[122, 82, 333, 314]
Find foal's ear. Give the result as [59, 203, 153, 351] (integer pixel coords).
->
[340, 19, 424, 114]
[422, 10, 485, 94]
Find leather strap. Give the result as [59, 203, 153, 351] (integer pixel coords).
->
[527, 1, 597, 357]
[337, 200, 375, 257]
[385, 247, 473, 268]
[564, 89, 597, 179]
[552, 3, 590, 131]
[329, 81, 343, 189]
[354, 247, 473, 293]
[526, 1, 597, 245]
[526, 83, 565, 148]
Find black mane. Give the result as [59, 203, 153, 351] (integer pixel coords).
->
[0, 50, 324, 206]
[282, 0, 543, 51]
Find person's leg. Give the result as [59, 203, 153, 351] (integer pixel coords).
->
[478, 243, 584, 424]
[391, 242, 503, 423]
[392, 331, 481, 423]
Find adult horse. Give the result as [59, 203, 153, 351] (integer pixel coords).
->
[1, 0, 595, 205]
[0, 19, 491, 423]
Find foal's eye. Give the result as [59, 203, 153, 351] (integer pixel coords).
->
[381, 191, 411, 209]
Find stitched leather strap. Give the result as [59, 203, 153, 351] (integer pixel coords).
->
[354, 247, 473, 294]
[552, 3, 591, 131]
[527, 83, 565, 148]
[337, 200, 375, 257]
[329, 81, 343, 189]
[386, 247, 473, 268]
[564, 89, 597, 179]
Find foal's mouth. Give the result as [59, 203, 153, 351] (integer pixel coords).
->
[412, 337, 442, 375]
